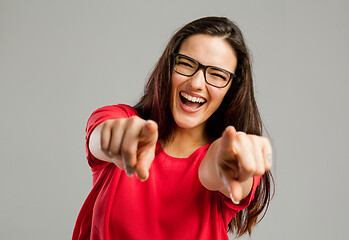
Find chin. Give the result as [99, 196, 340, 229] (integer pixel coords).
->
[174, 117, 205, 131]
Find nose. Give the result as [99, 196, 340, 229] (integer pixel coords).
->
[188, 69, 206, 90]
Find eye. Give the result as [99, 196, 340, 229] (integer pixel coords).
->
[211, 72, 227, 81]
[177, 59, 194, 68]
[207, 68, 230, 82]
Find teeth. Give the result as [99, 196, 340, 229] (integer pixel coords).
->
[181, 92, 205, 103]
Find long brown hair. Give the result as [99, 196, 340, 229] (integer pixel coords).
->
[134, 16, 274, 237]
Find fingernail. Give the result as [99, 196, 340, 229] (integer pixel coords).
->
[222, 176, 239, 204]
[137, 171, 149, 182]
[224, 183, 238, 204]
[141, 171, 149, 182]
[126, 169, 134, 177]
[226, 126, 234, 131]
[146, 120, 155, 125]
[230, 193, 240, 205]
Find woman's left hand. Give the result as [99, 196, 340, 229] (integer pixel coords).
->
[216, 126, 272, 203]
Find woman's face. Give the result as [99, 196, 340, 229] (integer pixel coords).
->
[170, 34, 238, 133]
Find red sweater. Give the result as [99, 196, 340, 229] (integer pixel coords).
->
[73, 104, 261, 240]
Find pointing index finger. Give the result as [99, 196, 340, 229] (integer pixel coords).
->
[221, 126, 237, 151]
[135, 120, 158, 181]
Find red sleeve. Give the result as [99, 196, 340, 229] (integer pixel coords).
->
[219, 175, 261, 225]
[85, 104, 139, 169]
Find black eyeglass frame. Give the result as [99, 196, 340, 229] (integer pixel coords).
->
[171, 53, 236, 88]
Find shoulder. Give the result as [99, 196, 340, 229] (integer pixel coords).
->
[86, 104, 139, 136]
[91, 104, 139, 118]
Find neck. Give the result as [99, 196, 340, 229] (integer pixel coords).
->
[162, 125, 210, 158]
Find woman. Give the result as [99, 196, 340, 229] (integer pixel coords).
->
[73, 16, 274, 239]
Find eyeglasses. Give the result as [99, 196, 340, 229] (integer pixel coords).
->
[171, 53, 235, 88]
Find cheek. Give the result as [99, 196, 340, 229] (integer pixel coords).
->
[209, 88, 230, 108]
[171, 73, 184, 88]
[171, 74, 187, 98]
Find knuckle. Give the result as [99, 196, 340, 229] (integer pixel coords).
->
[104, 119, 118, 128]
[255, 167, 265, 176]
[102, 119, 112, 127]
[262, 137, 272, 150]
[114, 118, 126, 129]
[111, 121, 122, 132]
[260, 136, 268, 145]
[127, 116, 139, 125]
[236, 131, 246, 137]
[109, 146, 119, 156]
[260, 135, 267, 143]
[234, 132, 246, 142]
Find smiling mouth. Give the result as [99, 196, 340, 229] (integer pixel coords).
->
[180, 92, 206, 109]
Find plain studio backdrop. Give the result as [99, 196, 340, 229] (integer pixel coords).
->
[1, 0, 348, 239]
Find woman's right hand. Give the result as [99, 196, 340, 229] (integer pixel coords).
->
[89, 116, 158, 181]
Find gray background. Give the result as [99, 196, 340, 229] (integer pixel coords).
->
[1, 0, 348, 239]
